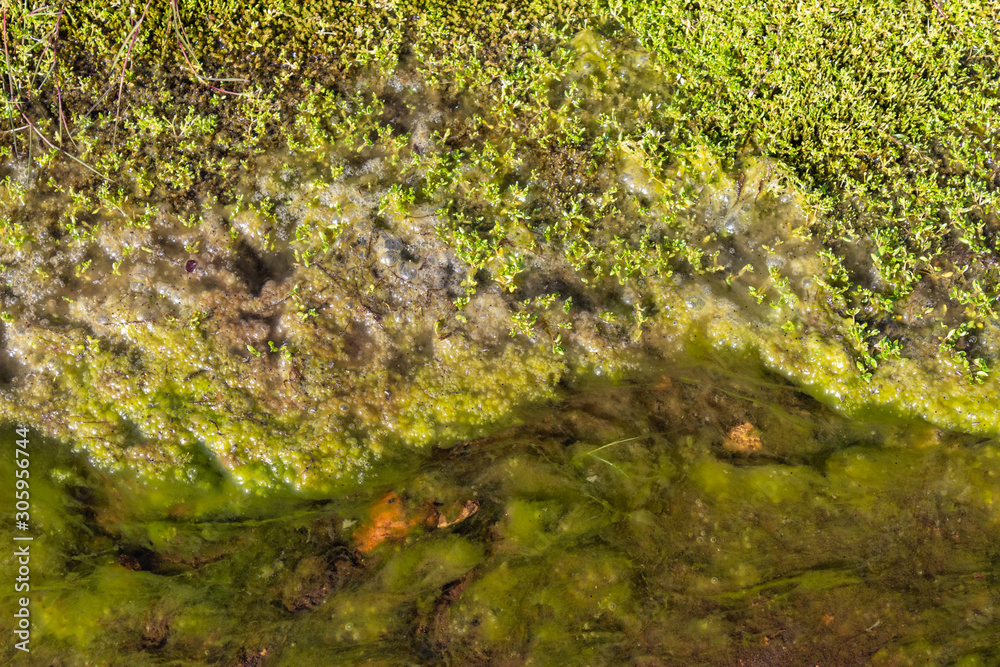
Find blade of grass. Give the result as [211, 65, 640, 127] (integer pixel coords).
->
[588, 454, 630, 478]
[581, 432, 669, 479]
[583, 431, 666, 457]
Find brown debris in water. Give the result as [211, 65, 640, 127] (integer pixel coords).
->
[353, 492, 480, 553]
[724, 421, 763, 455]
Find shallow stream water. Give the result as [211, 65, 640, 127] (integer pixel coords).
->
[2, 357, 998, 665]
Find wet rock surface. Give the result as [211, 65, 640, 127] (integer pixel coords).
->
[1, 2, 998, 663]
[1, 38, 998, 491]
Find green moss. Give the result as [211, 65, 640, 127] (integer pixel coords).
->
[1, 4, 1000, 660]
[2, 0, 998, 493]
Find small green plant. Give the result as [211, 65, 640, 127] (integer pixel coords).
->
[510, 306, 539, 338]
[551, 334, 565, 356]
[268, 341, 293, 361]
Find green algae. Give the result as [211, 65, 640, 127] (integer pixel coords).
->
[1, 0, 1000, 662]
[2, 21, 998, 490]
[3, 368, 999, 663]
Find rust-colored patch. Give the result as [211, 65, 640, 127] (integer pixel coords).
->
[353, 493, 480, 553]
[353, 492, 433, 553]
[724, 422, 763, 455]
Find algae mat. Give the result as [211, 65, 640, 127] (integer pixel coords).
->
[1, 0, 999, 664]
[2, 371, 1000, 664]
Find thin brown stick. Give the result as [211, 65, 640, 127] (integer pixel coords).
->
[0, 6, 22, 154]
[48, 4, 75, 147]
[112, 0, 153, 148]
[170, 0, 244, 96]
